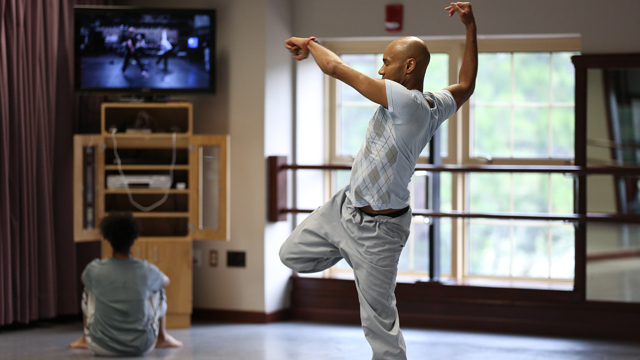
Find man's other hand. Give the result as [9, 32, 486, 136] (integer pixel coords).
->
[445, 2, 475, 27]
[285, 37, 310, 61]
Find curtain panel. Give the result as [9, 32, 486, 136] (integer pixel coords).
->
[0, 0, 76, 326]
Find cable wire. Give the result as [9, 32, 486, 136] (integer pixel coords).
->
[110, 130, 176, 212]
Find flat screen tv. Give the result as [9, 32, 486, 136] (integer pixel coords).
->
[75, 6, 215, 94]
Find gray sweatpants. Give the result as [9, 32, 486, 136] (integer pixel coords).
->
[280, 186, 412, 360]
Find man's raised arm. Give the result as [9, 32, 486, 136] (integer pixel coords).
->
[444, 2, 478, 110]
[285, 37, 388, 109]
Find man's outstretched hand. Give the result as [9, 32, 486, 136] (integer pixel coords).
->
[285, 37, 310, 61]
[445, 2, 475, 27]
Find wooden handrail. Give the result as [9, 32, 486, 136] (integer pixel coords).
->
[587, 248, 640, 261]
[281, 208, 640, 223]
[282, 208, 579, 221]
[282, 163, 640, 175]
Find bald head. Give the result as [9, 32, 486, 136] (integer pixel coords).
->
[380, 37, 430, 91]
[390, 37, 430, 73]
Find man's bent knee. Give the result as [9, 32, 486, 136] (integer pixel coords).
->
[279, 240, 297, 270]
[279, 241, 316, 273]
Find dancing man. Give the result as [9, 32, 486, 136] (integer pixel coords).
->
[279, 3, 477, 359]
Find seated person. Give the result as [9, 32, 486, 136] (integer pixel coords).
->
[70, 213, 182, 356]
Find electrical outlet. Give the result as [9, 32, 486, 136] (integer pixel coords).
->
[227, 251, 246, 267]
[209, 250, 218, 267]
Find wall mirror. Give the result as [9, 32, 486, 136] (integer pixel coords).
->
[575, 54, 640, 303]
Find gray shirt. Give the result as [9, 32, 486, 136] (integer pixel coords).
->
[83, 257, 165, 355]
[348, 79, 457, 210]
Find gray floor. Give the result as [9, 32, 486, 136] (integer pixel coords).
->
[1, 320, 640, 360]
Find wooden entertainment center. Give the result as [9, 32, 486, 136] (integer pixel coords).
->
[73, 102, 229, 328]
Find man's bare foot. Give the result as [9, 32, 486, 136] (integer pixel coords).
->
[70, 336, 89, 349]
[155, 333, 183, 348]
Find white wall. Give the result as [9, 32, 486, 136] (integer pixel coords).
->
[295, 60, 326, 210]
[293, 0, 640, 54]
[263, 0, 294, 314]
[189, 0, 269, 312]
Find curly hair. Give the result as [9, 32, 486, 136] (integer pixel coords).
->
[100, 212, 141, 254]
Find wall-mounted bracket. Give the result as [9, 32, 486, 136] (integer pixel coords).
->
[268, 156, 288, 222]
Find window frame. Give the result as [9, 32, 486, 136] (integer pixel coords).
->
[464, 37, 581, 166]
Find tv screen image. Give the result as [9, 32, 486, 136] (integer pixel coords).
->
[75, 7, 215, 93]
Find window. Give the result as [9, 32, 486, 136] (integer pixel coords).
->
[314, 37, 580, 285]
[467, 173, 576, 280]
[467, 48, 579, 282]
[473, 52, 576, 159]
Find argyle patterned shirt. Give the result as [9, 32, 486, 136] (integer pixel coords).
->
[348, 80, 457, 210]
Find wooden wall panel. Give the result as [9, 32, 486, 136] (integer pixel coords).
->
[290, 277, 640, 340]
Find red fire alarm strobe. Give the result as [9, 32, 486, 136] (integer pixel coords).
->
[385, 4, 403, 32]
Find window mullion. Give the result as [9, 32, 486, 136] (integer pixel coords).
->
[510, 53, 515, 158]
[549, 52, 554, 158]
[548, 173, 553, 279]
[509, 173, 514, 277]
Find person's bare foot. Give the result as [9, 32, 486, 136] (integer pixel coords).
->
[70, 335, 89, 349]
[155, 333, 183, 348]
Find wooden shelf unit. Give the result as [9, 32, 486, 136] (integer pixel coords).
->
[74, 102, 229, 329]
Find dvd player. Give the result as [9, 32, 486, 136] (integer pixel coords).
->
[107, 175, 172, 189]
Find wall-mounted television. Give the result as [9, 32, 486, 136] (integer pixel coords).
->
[75, 6, 215, 94]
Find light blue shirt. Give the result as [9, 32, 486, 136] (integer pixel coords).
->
[83, 257, 165, 356]
[348, 79, 457, 210]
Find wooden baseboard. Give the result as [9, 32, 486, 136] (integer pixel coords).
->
[192, 308, 290, 324]
[290, 277, 640, 340]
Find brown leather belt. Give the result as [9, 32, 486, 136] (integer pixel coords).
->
[361, 206, 410, 218]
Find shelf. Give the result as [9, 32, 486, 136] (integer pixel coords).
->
[102, 102, 192, 137]
[104, 189, 189, 194]
[136, 236, 191, 242]
[104, 135, 191, 149]
[131, 212, 189, 218]
[107, 133, 191, 138]
[104, 165, 190, 171]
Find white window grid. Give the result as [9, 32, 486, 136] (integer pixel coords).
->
[466, 171, 575, 281]
[471, 52, 576, 160]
